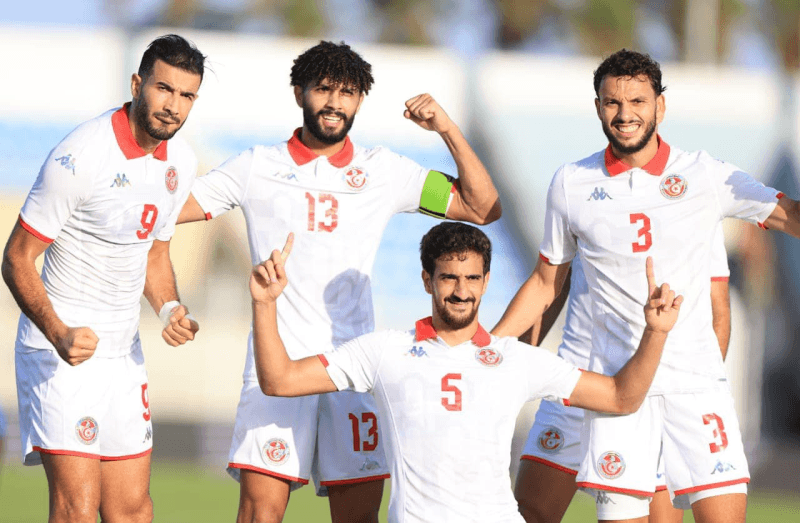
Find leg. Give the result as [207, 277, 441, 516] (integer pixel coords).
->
[236, 469, 291, 523]
[514, 459, 577, 523]
[328, 479, 383, 523]
[649, 489, 682, 523]
[98, 453, 153, 522]
[691, 493, 746, 523]
[41, 453, 102, 523]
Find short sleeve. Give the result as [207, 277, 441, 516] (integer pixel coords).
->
[709, 223, 729, 280]
[19, 142, 93, 242]
[192, 148, 255, 219]
[381, 149, 430, 214]
[709, 157, 780, 224]
[322, 331, 387, 392]
[521, 344, 582, 403]
[539, 166, 578, 264]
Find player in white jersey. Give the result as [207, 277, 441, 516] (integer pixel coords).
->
[515, 227, 730, 523]
[1, 35, 204, 523]
[177, 41, 501, 523]
[493, 49, 800, 522]
[247, 221, 684, 523]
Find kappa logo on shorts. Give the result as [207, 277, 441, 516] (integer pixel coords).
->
[360, 458, 380, 471]
[76, 416, 99, 445]
[262, 438, 290, 466]
[711, 461, 736, 474]
[55, 154, 76, 175]
[143, 426, 152, 444]
[344, 167, 368, 190]
[536, 427, 565, 453]
[165, 167, 178, 194]
[596, 491, 616, 505]
[475, 347, 503, 367]
[660, 174, 687, 200]
[597, 451, 625, 479]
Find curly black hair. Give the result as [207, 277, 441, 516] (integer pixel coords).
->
[290, 41, 374, 94]
[138, 34, 206, 81]
[593, 49, 666, 97]
[420, 222, 492, 276]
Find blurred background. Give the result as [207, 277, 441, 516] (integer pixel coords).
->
[1, 0, 800, 520]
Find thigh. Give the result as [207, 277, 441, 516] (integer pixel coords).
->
[649, 489, 682, 523]
[98, 452, 153, 522]
[515, 459, 577, 523]
[328, 480, 384, 523]
[42, 453, 102, 522]
[237, 468, 292, 523]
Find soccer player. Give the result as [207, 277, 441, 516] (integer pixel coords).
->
[493, 48, 800, 523]
[248, 222, 682, 523]
[514, 228, 730, 523]
[177, 41, 501, 523]
[1, 35, 204, 523]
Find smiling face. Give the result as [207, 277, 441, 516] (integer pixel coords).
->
[295, 78, 365, 146]
[423, 251, 489, 331]
[595, 74, 665, 158]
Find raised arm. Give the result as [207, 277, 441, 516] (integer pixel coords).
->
[177, 193, 207, 224]
[567, 257, 682, 414]
[404, 94, 501, 224]
[250, 234, 338, 397]
[519, 266, 572, 346]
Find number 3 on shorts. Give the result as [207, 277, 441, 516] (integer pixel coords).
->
[703, 413, 728, 453]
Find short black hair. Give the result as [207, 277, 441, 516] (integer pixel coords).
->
[593, 49, 665, 97]
[420, 222, 492, 276]
[138, 34, 206, 82]
[290, 41, 374, 94]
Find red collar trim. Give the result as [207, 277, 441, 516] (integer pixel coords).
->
[287, 127, 353, 168]
[111, 103, 168, 161]
[604, 135, 669, 177]
[414, 316, 491, 347]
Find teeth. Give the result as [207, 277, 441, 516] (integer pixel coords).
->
[323, 116, 341, 122]
[617, 124, 639, 132]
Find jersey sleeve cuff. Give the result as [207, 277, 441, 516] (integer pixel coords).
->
[18, 216, 54, 243]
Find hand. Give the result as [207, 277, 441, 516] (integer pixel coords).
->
[162, 304, 200, 347]
[643, 257, 684, 334]
[404, 94, 454, 134]
[250, 233, 294, 304]
[54, 326, 99, 366]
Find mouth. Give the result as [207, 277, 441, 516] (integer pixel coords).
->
[154, 113, 179, 126]
[319, 112, 345, 129]
[613, 122, 641, 137]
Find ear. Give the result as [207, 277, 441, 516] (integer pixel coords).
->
[482, 271, 490, 294]
[422, 269, 433, 295]
[294, 85, 304, 108]
[594, 97, 602, 120]
[656, 93, 666, 125]
[131, 73, 143, 99]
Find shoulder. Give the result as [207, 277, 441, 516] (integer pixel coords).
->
[553, 150, 605, 183]
[670, 147, 742, 176]
[167, 135, 198, 165]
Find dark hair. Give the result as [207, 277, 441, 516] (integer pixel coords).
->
[290, 41, 374, 94]
[138, 34, 206, 81]
[593, 49, 665, 97]
[420, 222, 492, 276]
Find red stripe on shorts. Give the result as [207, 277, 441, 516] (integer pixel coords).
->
[100, 448, 152, 461]
[576, 481, 654, 498]
[227, 462, 309, 484]
[33, 446, 101, 460]
[672, 477, 749, 496]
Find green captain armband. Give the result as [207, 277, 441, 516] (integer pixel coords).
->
[419, 170, 455, 219]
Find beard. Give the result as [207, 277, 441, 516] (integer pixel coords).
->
[132, 96, 183, 142]
[601, 111, 657, 155]
[435, 295, 479, 330]
[303, 104, 355, 145]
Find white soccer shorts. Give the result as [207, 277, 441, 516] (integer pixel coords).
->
[16, 340, 153, 465]
[227, 381, 389, 495]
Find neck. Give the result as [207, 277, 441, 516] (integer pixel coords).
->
[431, 315, 479, 347]
[300, 126, 346, 158]
[611, 135, 659, 169]
[127, 103, 161, 155]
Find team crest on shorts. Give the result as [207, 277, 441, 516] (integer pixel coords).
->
[536, 427, 565, 453]
[597, 451, 625, 479]
[262, 438, 290, 466]
[165, 167, 179, 194]
[344, 167, 368, 190]
[475, 347, 503, 367]
[660, 174, 687, 200]
[76, 416, 99, 445]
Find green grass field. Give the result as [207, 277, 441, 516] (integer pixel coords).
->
[1, 462, 799, 522]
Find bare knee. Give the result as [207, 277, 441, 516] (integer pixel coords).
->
[237, 495, 286, 523]
[236, 472, 290, 523]
[328, 480, 384, 523]
[50, 495, 100, 523]
[99, 492, 153, 523]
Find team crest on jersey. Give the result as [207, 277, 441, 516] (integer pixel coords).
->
[475, 347, 503, 367]
[344, 167, 368, 190]
[75, 416, 99, 445]
[660, 174, 687, 200]
[597, 451, 625, 479]
[262, 438, 290, 465]
[165, 167, 178, 194]
[54, 154, 76, 175]
[536, 427, 565, 453]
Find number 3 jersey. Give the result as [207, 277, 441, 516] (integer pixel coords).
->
[192, 129, 449, 379]
[321, 317, 582, 523]
[16, 106, 197, 357]
[540, 138, 780, 394]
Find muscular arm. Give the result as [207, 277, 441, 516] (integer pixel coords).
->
[520, 267, 572, 346]
[177, 193, 207, 224]
[711, 279, 731, 360]
[763, 196, 800, 237]
[144, 239, 198, 346]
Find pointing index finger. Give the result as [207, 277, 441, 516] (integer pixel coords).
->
[645, 256, 656, 294]
[281, 233, 294, 261]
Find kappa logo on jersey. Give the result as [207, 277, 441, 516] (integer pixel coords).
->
[587, 187, 613, 201]
[274, 171, 298, 181]
[344, 166, 368, 190]
[710, 461, 736, 474]
[596, 491, 616, 505]
[262, 438, 290, 465]
[165, 167, 178, 194]
[406, 345, 429, 358]
[75, 416, 99, 445]
[536, 427, 565, 453]
[660, 174, 687, 200]
[475, 347, 503, 367]
[54, 154, 76, 175]
[110, 173, 131, 188]
[597, 451, 625, 479]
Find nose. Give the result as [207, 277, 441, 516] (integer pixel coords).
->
[325, 89, 342, 110]
[453, 278, 468, 298]
[163, 92, 180, 116]
[616, 101, 634, 122]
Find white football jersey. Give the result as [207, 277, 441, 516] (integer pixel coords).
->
[541, 138, 779, 394]
[192, 129, 435, 378]
[322, 317, 582, 523]
[16, 106, 197, 357]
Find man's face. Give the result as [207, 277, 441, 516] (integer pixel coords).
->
[423, 251, 489, 331]
[595, 75, 665, 156]
[131, 59, 201, 142]
[296, 78, 364, 145]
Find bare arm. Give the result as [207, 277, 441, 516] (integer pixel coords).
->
[492, 258, 571, 338]
[177, 193, 207, 224]
[710, 279, 731, 360]
[404, 94, 501, 225]
[1, 220, 98, 365]
[250, 235, 338, 397]
[763, 196, 800, 237]
[520, 267, 572, 346]
[567, 258, 683, 414]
